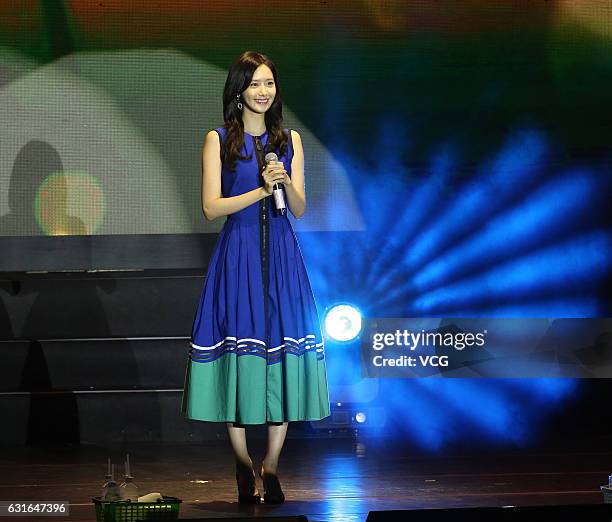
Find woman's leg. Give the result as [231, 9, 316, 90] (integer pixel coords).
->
[228, 422, 261, 500]
[226, 422, 254, 469]
[262, 421, 289, 474]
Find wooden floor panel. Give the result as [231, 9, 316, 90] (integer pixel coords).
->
[0, 439, 609, 521]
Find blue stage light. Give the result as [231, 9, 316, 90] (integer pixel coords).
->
[301, 124, 609, 449]
[324, 304, 362, 342]
[355, 411, 367, 424]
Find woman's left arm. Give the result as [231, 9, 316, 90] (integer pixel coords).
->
[284, 130, 306, 219]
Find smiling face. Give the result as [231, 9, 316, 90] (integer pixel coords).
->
[241, 64, 276, 114]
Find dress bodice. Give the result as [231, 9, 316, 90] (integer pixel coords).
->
[214, 127, 293, 223]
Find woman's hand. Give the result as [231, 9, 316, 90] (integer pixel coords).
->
[261, 161, 291, 195]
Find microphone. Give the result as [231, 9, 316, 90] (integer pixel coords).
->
[264, 151, 286, 215]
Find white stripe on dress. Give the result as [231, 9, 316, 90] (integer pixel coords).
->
[191, 335, 323, 353]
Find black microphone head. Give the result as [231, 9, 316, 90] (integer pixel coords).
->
[265, 152, 278, 164]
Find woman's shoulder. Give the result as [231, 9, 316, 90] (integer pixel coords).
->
[285, 128, 302, 142]
[203, 126, 225, 139]
[287, 129, 302, 149]
[212, 126, 226, 138]
[202, 127, 224, 148]
[203, 129, 221, 145]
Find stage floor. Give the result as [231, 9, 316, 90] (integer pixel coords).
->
[0, 438, 610, 521]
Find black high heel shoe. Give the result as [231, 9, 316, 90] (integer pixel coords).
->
[235, 464, 261, 504]
[259, 465, 285, 504]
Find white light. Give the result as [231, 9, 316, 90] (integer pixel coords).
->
[324, 304, 362, 342]
[355, 412, 366, 423]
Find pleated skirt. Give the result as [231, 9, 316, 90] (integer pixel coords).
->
[181, 215, 331, 424]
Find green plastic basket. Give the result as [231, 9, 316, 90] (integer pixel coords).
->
[92, 496, 181, 522]
[602, 486, 612, 504]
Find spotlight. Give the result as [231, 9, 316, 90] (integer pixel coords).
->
[324, 304, 362, 342]
[310, 406, 387, 432]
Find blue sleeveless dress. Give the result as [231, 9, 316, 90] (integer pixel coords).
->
[181, 127, 331, 424]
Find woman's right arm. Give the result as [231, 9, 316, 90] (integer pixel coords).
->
[202, 130, 268, 221]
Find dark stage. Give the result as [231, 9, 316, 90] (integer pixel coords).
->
[1, 438, 611, 521]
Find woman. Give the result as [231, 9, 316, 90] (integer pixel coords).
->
[181, 51, 331, 504]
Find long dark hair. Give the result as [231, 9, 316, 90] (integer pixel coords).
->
[221, 51, 288, 171]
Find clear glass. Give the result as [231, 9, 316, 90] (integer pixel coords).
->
[119, 476, 139, 502]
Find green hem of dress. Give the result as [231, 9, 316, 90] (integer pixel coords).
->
[181, 351, 331, 425]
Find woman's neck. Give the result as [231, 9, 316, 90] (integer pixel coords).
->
[242, 111, 266, 136]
